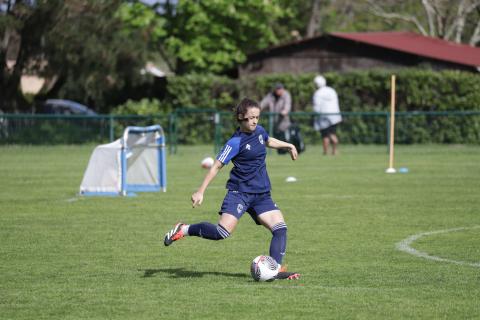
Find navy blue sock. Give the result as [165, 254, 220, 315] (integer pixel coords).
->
[270, 222, 287, 265]
[188, 222, 230, 240]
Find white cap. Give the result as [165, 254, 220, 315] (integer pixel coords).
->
[314, 75, 326, 88]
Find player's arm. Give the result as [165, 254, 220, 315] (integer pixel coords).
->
[267, 137, 298, 160]
[191, 160, 224, 208]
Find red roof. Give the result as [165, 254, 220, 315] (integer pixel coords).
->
[331, 32, 480, 68]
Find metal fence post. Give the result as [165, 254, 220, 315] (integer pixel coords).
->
[268, 112, 275, 154]
[169, 112, 177, 154]
[214, 112, 221, 154]
[268, 112, 274, 137]
[109, 114, 114, 142]
[386, 112, 390, 153]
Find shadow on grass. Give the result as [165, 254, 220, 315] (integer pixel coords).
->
[140, 267, 249, 279]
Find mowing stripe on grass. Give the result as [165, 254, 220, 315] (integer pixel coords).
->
[396, 226, 480, 268]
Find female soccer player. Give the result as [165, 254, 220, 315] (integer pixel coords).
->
[164, 98, 298, 275]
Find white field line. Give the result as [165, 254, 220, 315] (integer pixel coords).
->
[396, 226, 480, 267]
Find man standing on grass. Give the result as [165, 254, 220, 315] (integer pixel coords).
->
[260, 82, 292, 140]
[313, 75, 342, 155]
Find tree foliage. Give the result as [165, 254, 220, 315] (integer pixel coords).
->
[0, 0, 161, 112]
[162, 0, 284, 74]
[272, 0, 480, 46]
[366, 0, 480, 45]
[1, 0, 479, 114]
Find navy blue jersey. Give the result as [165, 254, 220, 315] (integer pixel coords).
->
[216, 125, 270, 193]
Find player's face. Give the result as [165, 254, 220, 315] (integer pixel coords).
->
[239, 107, 260, 132]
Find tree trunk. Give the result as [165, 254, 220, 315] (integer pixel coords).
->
[469, 18, 480, 45]
[422, 0, 437, 36]
[306, 0, 322, 38]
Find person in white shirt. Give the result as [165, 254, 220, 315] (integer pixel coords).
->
[313, 75, 342, 155]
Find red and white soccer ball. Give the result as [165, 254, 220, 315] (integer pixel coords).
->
[201, 157, 214, 169]
[250, 255, 280, 282]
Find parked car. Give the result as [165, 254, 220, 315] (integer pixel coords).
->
[38, 99, 97, 115]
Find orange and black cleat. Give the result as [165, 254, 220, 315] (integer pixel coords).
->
[275, 271, 301, 280]
[164, 223, 185, 246]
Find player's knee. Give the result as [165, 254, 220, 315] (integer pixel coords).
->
[214, 224, 230, 240]
[271, 222, 287, 236]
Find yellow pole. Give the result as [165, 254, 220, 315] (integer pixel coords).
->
[387, 75, 396, 172]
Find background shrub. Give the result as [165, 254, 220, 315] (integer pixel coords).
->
[161, 69, 480, 144]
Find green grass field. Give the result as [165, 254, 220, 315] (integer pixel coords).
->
[1, 144, 479, 319]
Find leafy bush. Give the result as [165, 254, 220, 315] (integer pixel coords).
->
[4, 70, 477, 145]
[165, 74, 238, 111]
[162, 69, 480, 144]
[2, 118, 110, 144]
[110, 98, 170, 138]
[112, 98, 167, 115]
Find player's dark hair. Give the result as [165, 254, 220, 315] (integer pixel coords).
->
[235, 98, 260, 122]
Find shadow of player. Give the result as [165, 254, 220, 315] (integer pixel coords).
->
[140, 267, 249, 279]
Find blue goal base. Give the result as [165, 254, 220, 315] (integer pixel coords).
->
[80, 191, 138, 197]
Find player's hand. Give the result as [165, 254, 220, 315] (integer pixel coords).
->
[191, 191, 204, 208]
[289, 144, 298, 160]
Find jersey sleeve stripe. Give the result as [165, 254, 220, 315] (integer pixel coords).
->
[218, 145, 232, 163]
[218, 145, 231, 162]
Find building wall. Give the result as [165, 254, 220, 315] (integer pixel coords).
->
[239, 38, 471, 77]
[239, 52, 402, 76]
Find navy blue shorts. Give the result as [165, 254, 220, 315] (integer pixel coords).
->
[219, 190, 279, 225]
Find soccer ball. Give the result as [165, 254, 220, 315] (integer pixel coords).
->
[201, 157, 214, 169]
[250, 255, 279, 282]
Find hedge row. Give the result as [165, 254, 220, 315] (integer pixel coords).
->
[116, 69, 480, 144]
[163, 69, 480, 112]
[3, 68, 478, 145]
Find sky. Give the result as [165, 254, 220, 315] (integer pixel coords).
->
[139, 0, 178, 13]
[0, 0, 177, 13]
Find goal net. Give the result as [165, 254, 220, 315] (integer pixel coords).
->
[80, 125, 166, 196]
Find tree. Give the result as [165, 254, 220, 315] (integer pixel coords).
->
[367, 0, 480, 45]
[273, 0, 403, 40]
[1, 0, 57, 112]
[274, 0, 480, 46]
[0, 0, 163, 112]
[306, 0, 322, 37]
[162, 0, 285, 74]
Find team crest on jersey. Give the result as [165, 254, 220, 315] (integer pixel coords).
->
[258, 135, 264, 145]
[246, 144, 251, 150]
[237, 204, 244, 214]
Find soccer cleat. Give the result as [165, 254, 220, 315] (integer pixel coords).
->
[164, 223, 185, 246]
[287, 273, 301, 280]
[275, 271, 301, 280]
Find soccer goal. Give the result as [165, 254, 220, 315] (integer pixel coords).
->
[80, 125, 167, 196]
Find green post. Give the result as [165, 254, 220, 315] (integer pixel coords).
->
[109, 114, 114, 142]
[169, 112, 177, 154]
[268, 112, 274, 154]
[268, 112, 274, 137]
[214, 112, 221, 154]
[386, 113, 390, 154]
